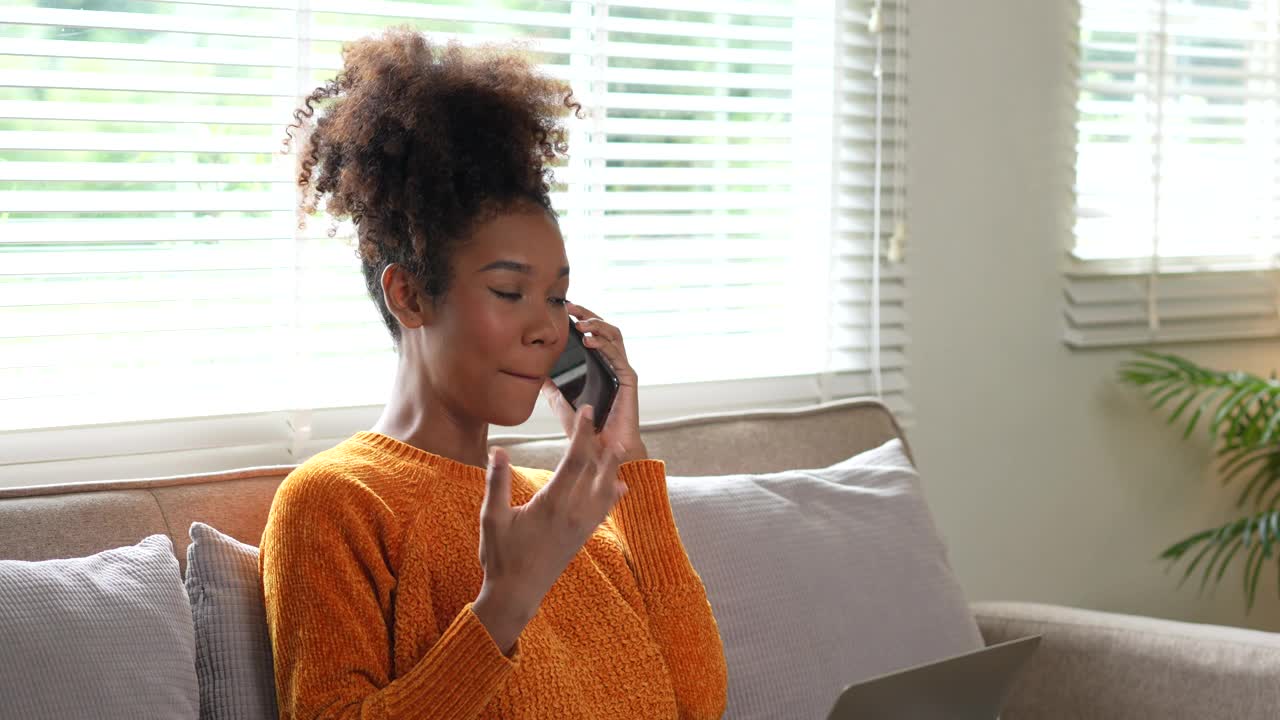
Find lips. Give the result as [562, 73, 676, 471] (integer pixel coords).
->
[502, 370, 543, 382]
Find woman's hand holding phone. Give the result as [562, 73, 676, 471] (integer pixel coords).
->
[542, 301, 648, 464]
[472, 404, 630, 656]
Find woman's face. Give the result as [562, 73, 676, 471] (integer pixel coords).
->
[419, 206, 571, 428]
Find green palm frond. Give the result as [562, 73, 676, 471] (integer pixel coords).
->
[1118, 350, 1280, 445]
[1121, 350, 1280, 614]
[1218, 445, 1280, 511]
[1160, 510, 1280, 613]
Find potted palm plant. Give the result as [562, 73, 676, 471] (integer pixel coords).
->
[1119, 350, 1280, 613]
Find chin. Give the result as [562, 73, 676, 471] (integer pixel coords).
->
[487, 402, 537, 428]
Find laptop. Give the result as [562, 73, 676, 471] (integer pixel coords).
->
[826, 635, 1042, 720]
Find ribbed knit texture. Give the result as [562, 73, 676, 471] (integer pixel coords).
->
[258, 431, 727, 720]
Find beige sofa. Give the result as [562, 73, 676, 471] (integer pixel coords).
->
[3, 397, 1279, 719]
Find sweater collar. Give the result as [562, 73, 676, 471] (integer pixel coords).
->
[350, 431, 489, 482]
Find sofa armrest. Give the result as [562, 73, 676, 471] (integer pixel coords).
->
[971, 601, 1280, 720]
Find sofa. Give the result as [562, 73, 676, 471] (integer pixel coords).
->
[2, 397, 1279, 719]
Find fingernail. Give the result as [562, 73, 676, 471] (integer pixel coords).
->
[582, 405, 594, 420]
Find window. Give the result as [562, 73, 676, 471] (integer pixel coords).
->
[1066, 0, 1280, 347]
[0, 0, 908, 485]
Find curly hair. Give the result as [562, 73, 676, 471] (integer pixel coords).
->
[284, 27, 582, 349]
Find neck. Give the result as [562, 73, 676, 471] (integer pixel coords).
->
[370, 356, 490, 469]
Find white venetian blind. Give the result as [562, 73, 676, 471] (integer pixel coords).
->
[0, 0, 908, 483]
[1066, 0, 1280, 347]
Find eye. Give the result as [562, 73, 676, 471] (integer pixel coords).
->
[490, 289, 521, 302]
[549, 297, 567, 306]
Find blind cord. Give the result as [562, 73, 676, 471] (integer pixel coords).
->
[1146, 0, 1169, 335]
[870, 0, 885, 399]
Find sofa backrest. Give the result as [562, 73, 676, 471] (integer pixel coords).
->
[0, 397, 909, 576]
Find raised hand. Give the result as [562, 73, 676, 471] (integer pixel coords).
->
[472, 404, 629, 655]
[540, 301, 647, 463]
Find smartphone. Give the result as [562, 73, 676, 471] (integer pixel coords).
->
[550, 318, 619, 433]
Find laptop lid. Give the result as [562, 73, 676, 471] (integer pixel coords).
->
[826, 634, 1042, 720]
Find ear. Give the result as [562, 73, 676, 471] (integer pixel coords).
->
[381, 263, 434, 330]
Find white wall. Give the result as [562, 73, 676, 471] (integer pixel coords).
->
[906, 0, 1280, 632]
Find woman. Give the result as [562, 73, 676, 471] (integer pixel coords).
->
[258, 27, 728, 720]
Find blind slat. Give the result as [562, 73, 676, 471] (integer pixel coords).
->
[0, 191, 294, 214]
[602, 40, 791, 65]
[597, 92, 791, 114]
[1, 190, 815, 214]
[0, 99, 287, 125]
[606, 0, 802, 18]
[2, 7, 301, 40]
[1, 37, 317, 70]
[600, 118, 791, 138]
[601, 16, 794, 43]
[0, 131, 277, 154]
[1, 161, 865, 187]
[0, 161, 289, 183]
[3, 69, 295, 97]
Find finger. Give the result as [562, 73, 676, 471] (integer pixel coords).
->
[566, 301, 600, 322]
[578, 334, 637, 385]
[592, 441, 627, 506]
[573, 439, 610, 517]
[575, 317, 621, 344]
[481, 447, 512, 528]
[548, 404, 597, 501]
[567, 404, 598, 461]
[541, 378, 577, 429]
[569, 405, 610, 508]
[588, 438, 624, 491]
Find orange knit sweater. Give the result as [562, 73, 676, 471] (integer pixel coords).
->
[259, 431, 728, 720]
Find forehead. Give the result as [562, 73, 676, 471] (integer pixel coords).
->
[460, 208, 568, 271]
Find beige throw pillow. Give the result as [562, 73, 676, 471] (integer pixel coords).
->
[0, 534, 199, 719]
[667, 438, 983, 720]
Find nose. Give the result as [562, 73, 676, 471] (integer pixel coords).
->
[525, 303, 564, 348]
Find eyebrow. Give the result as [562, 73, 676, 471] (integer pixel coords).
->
[477, 260, 570, 278]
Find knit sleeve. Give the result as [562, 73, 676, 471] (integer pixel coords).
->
[608, 460, 729, 720]
[259, 469, 519, 720]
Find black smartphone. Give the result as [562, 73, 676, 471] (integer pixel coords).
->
[550, 318, 619, 433]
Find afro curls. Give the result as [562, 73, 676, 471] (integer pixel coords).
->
[284, 27, 582, 347]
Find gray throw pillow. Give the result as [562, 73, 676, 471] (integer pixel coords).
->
[185, 521, 278, 720]
[667, 438, 984, 720]
[0, 534, 199, 720]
